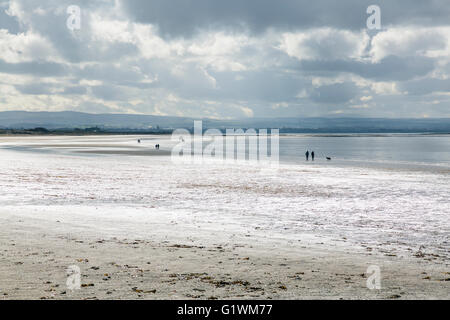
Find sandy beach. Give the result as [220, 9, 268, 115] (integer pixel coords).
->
[0, 136, 448, 299]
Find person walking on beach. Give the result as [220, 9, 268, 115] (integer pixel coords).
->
[311, 151, 315, 161]
[305, 150, 309, 161]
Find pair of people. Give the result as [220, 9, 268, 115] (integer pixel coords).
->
[305, 150, 315, 161]
[155, 144, 160, 150]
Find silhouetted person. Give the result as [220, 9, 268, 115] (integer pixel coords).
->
[137, 139, 141, 143]
[305, 150, 309, 161]
[311, 151, 315, 161]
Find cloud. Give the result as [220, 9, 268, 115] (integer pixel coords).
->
[0, 1, 21, 33]
[0, 58, 66, 76]
[310, 82, 359, 104]
[91, 85, 131, 101]
[279, 28, 369, 61]
[122, 0, 450, 38]
[370, 27, 450, 62]
[300, 55, 435, 81]
[61, 85, 87, 95]
[0, 29, 56, 63]
[15, 82, 55, 95]
[0, 0, 449, 118]
[400, 78, 450, 95]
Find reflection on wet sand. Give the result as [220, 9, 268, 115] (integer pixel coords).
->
[76, 149, 171, 156]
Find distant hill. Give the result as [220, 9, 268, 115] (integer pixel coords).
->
[0, 111, 193, 130]
[1, 111, 450, 133]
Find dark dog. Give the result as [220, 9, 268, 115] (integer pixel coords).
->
[326, 157, 331, 160]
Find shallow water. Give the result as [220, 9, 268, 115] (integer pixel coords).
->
[2, 134, 449, 172]
[279, 134, 450, 169]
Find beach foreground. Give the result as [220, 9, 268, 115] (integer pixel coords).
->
[0, 136, 448, 299]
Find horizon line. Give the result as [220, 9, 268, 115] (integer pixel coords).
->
[1, 110, 450, 121]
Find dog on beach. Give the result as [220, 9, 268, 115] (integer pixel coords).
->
[326, 157, 331, 160]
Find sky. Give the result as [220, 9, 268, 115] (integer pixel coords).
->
[0, 0, 449, 119]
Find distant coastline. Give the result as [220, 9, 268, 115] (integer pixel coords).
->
[0, 127, 173, 136]
[1, 127, 449, 136]
[1, 111, 450, 135]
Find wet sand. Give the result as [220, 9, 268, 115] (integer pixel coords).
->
[0, 206, 448, 300]
[76, 149, 172, 156]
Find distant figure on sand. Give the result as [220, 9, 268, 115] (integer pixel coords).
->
[311, 151, 315, 161]
[326, 157, 331, 161]
[137, 139, 141, 143]
[305, 150, 309, 161]
[155, 144, 160, 150]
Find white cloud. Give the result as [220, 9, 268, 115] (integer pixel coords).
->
[371, 82, 400, 95]
[240, 106, 254, 117]
[0, 29, 57, 62]
[370, 27, 450, 62]
[279, 28, 369, 61]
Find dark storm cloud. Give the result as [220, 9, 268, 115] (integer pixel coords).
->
[122, 0, 450, 37]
